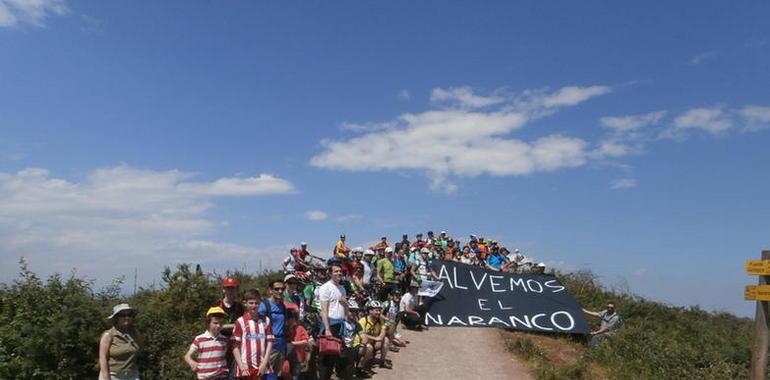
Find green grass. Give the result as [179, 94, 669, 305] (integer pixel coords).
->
[506, 270, 754, 380]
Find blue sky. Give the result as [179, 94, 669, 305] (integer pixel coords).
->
[1, 1, 769, 317]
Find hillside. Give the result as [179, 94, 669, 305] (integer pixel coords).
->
[0, 262, 755, 380]
[503, 270, 754, 380]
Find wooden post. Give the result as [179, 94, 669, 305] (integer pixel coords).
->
[750, 250, 770, 380]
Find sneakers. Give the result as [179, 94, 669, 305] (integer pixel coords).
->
[380, 361, 393, 369]
[394, 332, 402, 339]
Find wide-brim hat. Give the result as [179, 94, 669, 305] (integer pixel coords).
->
[107, 303, 136, 320]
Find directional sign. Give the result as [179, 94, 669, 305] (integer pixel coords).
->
[745, 285, 770, 301]
[746, 260, 770, 275]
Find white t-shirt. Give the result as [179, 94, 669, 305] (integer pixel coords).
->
[400, 292, 417, 312]
[318, 280, 347, 320]
[362, 260, 373, 285]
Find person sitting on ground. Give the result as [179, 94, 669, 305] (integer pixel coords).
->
[358, 301, 390, 370]
[99, 304, 144, 380]
[185, 307, 230, 380]
[583, 302, 622, 349]
[382, 290, 407, 350]
[232, 289, 274, 380]
[398, 282, 426, 330]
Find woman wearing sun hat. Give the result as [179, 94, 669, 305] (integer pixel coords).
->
[99, 303, 144, 380]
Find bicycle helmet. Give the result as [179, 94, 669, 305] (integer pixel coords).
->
[367, 300, 382, 309]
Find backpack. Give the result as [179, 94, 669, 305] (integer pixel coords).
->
[261, 299, 288, 338]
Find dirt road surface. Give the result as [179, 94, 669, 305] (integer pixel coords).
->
[370, 327, 533, 380]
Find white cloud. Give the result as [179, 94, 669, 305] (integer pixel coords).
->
[335, 214, 363, 222]
[0, 165, 294, 285]
[430, 86, 505, 108]
[610, 178, 637, 189]
[600, 111, 666, 131]
[591, 141, 632, 158]
[311, 85, 609, 191]
[663, 107, 733, 138]
[689, 51, 718, 65]
[537, 85, 611, 108]
[398, 89, 411, 101]
[740, 105, 770, 131]
[0, 0, 67, 28]
[305, 210, 328, 221]
[179, 174, 295, 196]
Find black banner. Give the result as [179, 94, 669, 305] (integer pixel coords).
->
[423, 261, 589, 334]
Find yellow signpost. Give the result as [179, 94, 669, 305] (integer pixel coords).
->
[746, 260, 770, 276]
[745, 285, 770, 301]
[748, 251, 770, 380]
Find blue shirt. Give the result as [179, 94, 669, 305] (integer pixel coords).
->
[487, 254, 507, 270]
[394, 257, 407, 273]
[258, 299, 286, 351]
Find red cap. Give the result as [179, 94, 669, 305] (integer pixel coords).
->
[222, 277, 239, 288]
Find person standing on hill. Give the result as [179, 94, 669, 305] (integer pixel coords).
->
[99, 304, 144, 380]
[259, 280, 289, 377]
[583, 303, 622, 349]
[232, 289, 274, 380]
[318, 264, 349, 380]
[184, 307, 230, 380]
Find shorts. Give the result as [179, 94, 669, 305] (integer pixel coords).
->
[108, 370, 140, 380]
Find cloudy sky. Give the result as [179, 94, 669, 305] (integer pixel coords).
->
[1, 1, 769, 316]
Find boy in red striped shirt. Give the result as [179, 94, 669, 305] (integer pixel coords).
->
[232, 289, 275, 380]
[185, 307, 230, 380]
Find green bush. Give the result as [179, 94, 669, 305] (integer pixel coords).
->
[0, 260, 280, 380]
[558, 271, 753, 380]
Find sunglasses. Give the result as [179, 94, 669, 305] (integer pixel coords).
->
[116, 312, 134, 318]
[273, 287, 285, 291]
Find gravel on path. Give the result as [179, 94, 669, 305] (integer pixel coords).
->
[369, 327, 533, 380]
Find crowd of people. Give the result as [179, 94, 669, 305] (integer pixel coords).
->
[97, 230, 619, 380]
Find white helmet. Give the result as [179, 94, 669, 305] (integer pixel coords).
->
[352, 246, 364, 253]
[364, 249, 375, 256]
[420, 247, 430, 254]
[349, 300, 361, 310]
[366, 300, 382, 309]
[537, 262, 546, 268]
[384, 247, 394, 253]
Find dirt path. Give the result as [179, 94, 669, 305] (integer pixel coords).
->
[370, 327, 533, 380]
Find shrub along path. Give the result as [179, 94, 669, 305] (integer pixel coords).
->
[370, 326, 532, 379]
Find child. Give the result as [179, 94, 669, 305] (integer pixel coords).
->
[232, 289, 275, 380]
[282, 309, 310, 380]
[184, 307, 230, 380]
